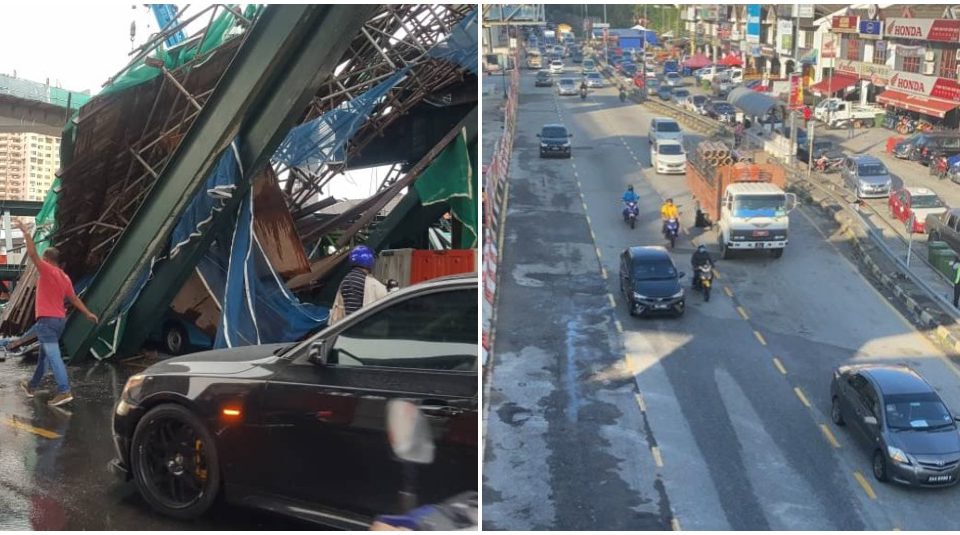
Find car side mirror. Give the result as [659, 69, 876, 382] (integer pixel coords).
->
[863, 415, 878, 426]
[387, 399, 435, 464]
[308, 339, 328, 366]
[786, 192, 798, 211]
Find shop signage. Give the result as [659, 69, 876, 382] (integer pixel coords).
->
[885, 18, 960, 42]
[789, 73, 803, 108]
[832, 16, 860, 33]
[887, 71, 960, 101]
[747, 5, 761, 44]
[835, 59, 894, 85]
[821, 33, 838, 59]
[858, 20, 883, 39]
[761, 45, 775, 58]
[777, 20, 794, 54]
[797, 5, 815, 19]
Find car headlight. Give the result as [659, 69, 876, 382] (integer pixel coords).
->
[633, 292, 647, 300]
[672, 290, 684, 298]
[887, 445, 911, 465]
[121, 374, 146, 404]
[562, 141, 570, 147]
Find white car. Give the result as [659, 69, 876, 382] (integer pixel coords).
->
[549, 60, 564, 75]
[556, 78, 578, 96]
[649, 117, 683, 145]
[584, 72, 605, 88]
[651, 139, 687, 175]
[664, 72, 682, 87]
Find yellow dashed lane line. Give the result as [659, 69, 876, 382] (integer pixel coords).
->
[723, 286, 733, 297]
[614, 320, 623, 333]
[3, 417, 61, 439]
[635, 392, 646, 412]
[772, 357, 787, 375]
[651, 446, 664, 468]
[819, 424, 840, 448]
[736, 306, 749, 320]
[793, 387, 811, 408]
[671, 518, 681, 531]
[601, 267, 608, 280]
[753, 331, 767, 346]
[853, 471, 877, 500]
[607, 293, 616, 308]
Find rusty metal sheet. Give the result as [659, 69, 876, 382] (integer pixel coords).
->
[252, 168, 310, 278]
[169, 270, 221, 338]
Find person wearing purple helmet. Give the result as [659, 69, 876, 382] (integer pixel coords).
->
[329, 245, 388, 324]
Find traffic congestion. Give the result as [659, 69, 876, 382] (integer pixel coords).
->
[483, 6, 960, 530]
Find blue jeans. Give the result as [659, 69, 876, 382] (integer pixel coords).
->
[30, 317, 69, 394]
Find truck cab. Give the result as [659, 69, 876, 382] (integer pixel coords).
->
[718, 182, 797, 259]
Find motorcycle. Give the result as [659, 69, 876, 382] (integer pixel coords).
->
[619, 88, 627, 102]
[663, 218, 679, 249]
[623, 201, 639, 229]
[814, 156, 843, 173]
[693, 263, 714, 301]
[580, 87, 587, 100]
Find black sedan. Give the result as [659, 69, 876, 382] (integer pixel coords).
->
[110, 274, 478, 527]
[830, 364, 960, 487]
[534, 70, 553, 87]
[798, 140, 845, 168]
[705, 100, 737, 124]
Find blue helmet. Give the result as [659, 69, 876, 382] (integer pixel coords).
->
[348, 245, 375, 270]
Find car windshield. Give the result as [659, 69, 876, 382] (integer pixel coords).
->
[559, 79, 575, 86]
[912, 194, 945, 209]
[583, 60, 594, 67]
[674, 90, 690, 98]
[552, 61, 562, 66]
[858, 163, 887, 176]
[633, 260, 678, 281]
[542, 126, 567, 138]
[732, 194, 787, 217]
[587, 73, 601, 80]
[693, 96, 706, 104]
[657, 122, 680, 133]
[659, 144, 683, 155]
[884, 393, 955, 430]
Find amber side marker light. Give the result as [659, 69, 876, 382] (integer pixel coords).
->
[222, 408, 242, 417]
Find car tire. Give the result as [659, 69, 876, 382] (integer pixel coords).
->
[163, 323, 188, 355]
[873, 449, 889, 483]
[131, 403, 222, 520]
[771, 248, 784, 259]
[831, 397, 845, 426]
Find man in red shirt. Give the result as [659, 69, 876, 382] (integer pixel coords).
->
[15, 220, 98, 406]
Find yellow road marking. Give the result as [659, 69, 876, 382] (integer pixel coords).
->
[585, 215, 592, 226]
[794, 387, 811, 408]
[853, 471, 877, 500]
[736, 306, 749, 320]
[819, 424, 840, 448]
[635, 392, 646, 412]
[713, 270, 721, 280]
[753, 331, 767, 346]
[596, 246, 603, 259]
[615, 320, 623, 333]
[772, 357, 787, 375]
[651, 446, 664, 468]
[601, 267, 608, 279]
[582, 201, 588, 211]
[3, 417, 61, 439]
[590, 229, 597, 241]
[607, 293, 615, 307]
[671, 518, 681, 531]
[723, 286, 733, 297]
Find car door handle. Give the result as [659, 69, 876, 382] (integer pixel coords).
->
[420, 402, 464, 417]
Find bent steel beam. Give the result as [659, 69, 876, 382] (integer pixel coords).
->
[114, 5, 377, 358]
[63, 5, 376, 362]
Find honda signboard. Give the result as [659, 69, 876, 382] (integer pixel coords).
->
[885, 18, 960, 42]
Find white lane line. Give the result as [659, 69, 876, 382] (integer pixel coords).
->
[607, 293, 615, 307]
[772, 357, 787, 375]
[634, 391, 646, 412]
[615, 319, 623, 333]
[793, 386, 812, 408]
[651, 446, 664, 468]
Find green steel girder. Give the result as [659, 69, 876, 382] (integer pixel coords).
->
[0, 200, 44, 217]
[63, 4, 376, 362]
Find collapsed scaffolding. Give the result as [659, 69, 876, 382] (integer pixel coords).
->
[1, 4, 478, 362]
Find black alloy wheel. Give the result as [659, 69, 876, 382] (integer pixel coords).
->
[873, 450, 889, 482]
[131, 404, 221, 519]
[831, 397, 845, 426]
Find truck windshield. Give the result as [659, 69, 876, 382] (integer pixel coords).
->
[732, 195, 787, 217]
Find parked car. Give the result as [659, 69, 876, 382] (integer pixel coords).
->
[711, 75, 737, 98]
[584, 72, 605, 88]
[889, 187, 947, 233]
[797, 139, 845, 166]
[619, 246, 685, 318]
[581, 59, 597, 74]
[621, 63, 637, 78]
[686, 94, 708, 115]
[649, 117, 683, 145]
[704, 100, 736, 124]
[664, 72, 682, 87]
[911, 133, 960, 165]
[110, 274, 478, 525]
[646, 77, 661, 91]
[925, 208, 960, 254]
[671, 88, 691, 107]
[842, 155, 892, 199]
[538, 123, 572, 158]
[695, 65, 729, 84]
[830, 364, 960, 486]
[893, 133, 923, 159]
[651, 139, 687, 175]
[657, 85, 673, 101]
[549, 60, 564, 75]
[556, 78, 578, 96]
[534, 70, 553, 87]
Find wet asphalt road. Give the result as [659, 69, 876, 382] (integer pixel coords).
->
[483, 70, 960, 530]
[0, 352, 311, 530]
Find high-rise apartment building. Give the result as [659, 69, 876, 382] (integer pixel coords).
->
[0, 132, 59, 202]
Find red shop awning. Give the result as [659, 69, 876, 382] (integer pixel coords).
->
[876, 90, 960, 119]
[808, 73, 859, 96]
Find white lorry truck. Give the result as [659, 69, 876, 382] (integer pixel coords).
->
[815, 98, 884, 129]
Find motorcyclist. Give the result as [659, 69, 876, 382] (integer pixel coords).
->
[691, 245, 713, 288]
[660, 198, 679, 234]
[815, 152, 829, 171]
[619, 84, 627, 100]
[622, 185, 639, 204]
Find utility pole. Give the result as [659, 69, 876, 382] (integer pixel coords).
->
[788, 9, 799, 167]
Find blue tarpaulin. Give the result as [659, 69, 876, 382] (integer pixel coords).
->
[429, 7, 477, 74]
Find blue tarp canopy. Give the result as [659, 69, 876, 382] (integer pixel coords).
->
[728, 86, 780, 118]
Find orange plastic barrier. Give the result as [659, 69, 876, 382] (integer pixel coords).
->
[410, 249, 476, 284]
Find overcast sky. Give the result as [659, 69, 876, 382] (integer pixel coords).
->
[0, 3, 212, 93]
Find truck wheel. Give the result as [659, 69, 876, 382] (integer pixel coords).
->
[771, 248, 784, 259]
[163, 323, 188, 355]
